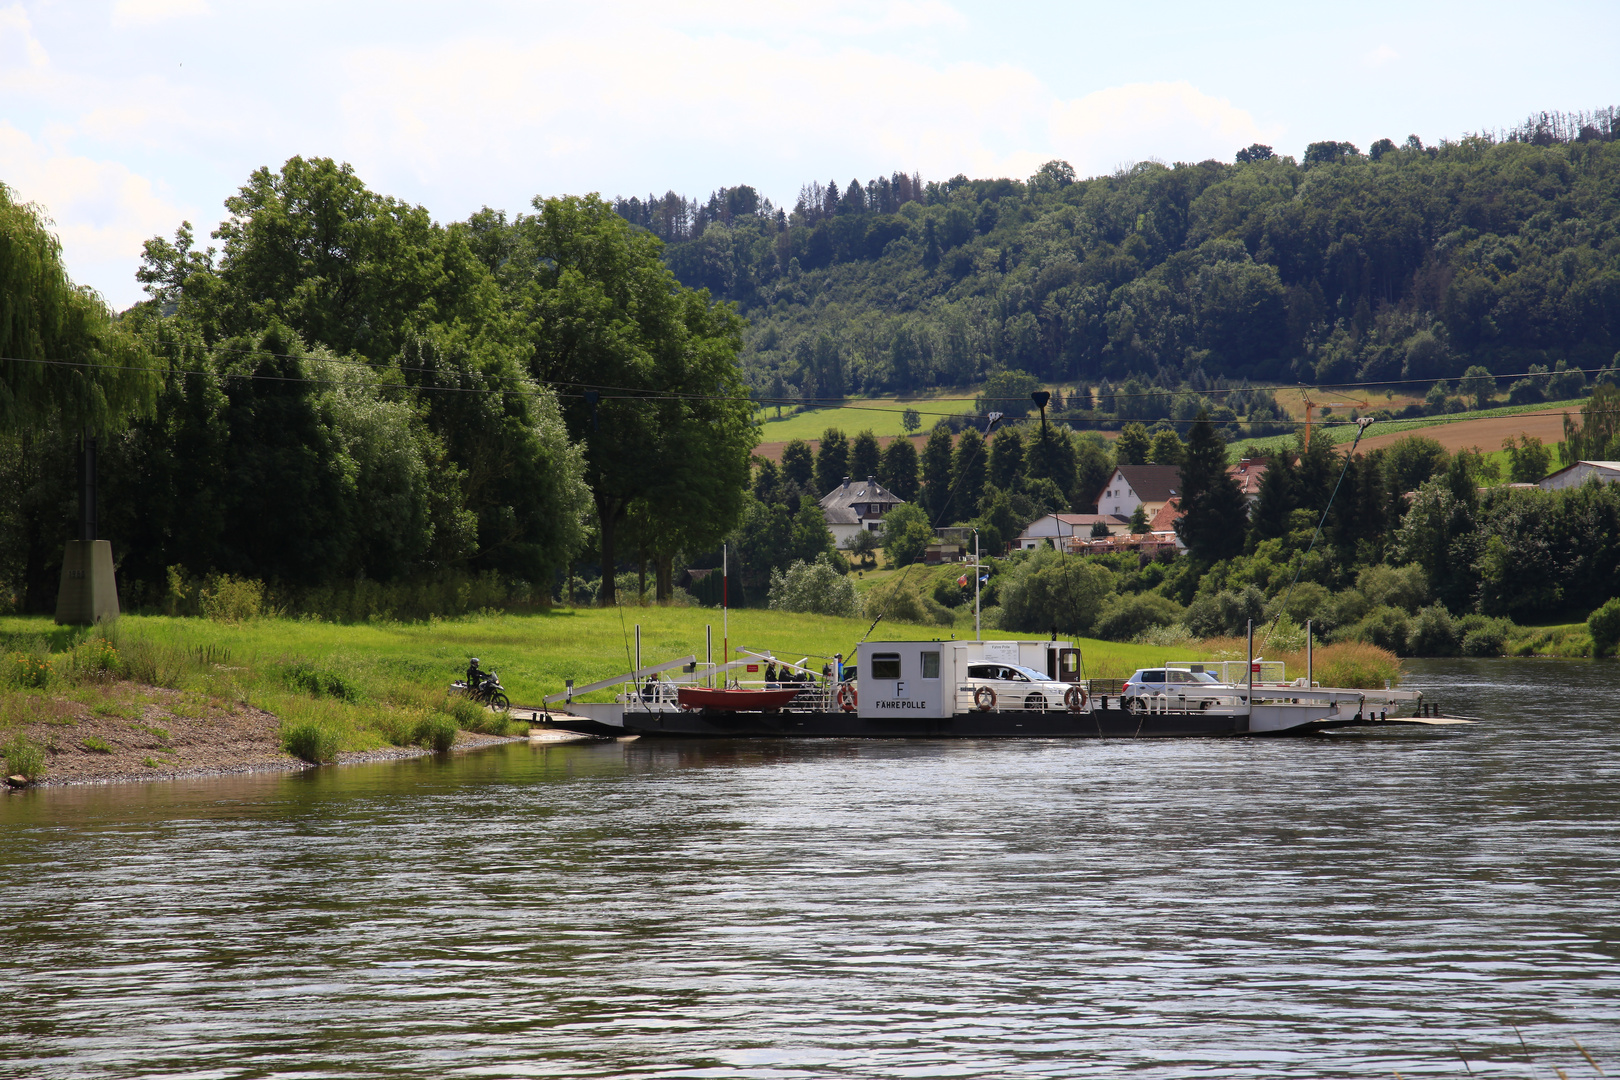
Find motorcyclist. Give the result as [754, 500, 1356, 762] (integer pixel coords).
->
[466, 657, 485, 695]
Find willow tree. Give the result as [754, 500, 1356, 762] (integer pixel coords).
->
[516, 195, 756, 605]
[2, 184, 158, 611]
[1, 183, 156, 432]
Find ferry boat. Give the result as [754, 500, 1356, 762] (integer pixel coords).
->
[541, 637, 1431, 740]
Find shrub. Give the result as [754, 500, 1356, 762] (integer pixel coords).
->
[3, 734, 46, 780]
[1184, 586, 1267, 639]
[768, 553, 859, 617]
[413, 714, 458, 752]
[1338, 605, 1412, 655]
[283, 661, 363, 702]
[1355, 564, 1429, 614]
[1310, 642, 1402, 689]
[1260, 614, 1309, 653]
[997, 549, 1115, 636]
[863, 580, 953, 626]
[879, 503, 934, 568]
[1589, 598, 1620, 657]
[1406, 604, 1461, 657]
[443, 694, 513, 736]
[1094, 593, 1185, 642]
[63, 637, 120, 682]
[81, 736, 113, 753]
[446, 694, 486, 730]
[1461, 624, 1509, 657]
[281, 720, 341, 764]
[3, 650, 52, 689]
[931, 575, 966, 609]
[199, 574, 265, 621]
[1264, 581, 1333, 628]
[1133, 622, 1194, 648]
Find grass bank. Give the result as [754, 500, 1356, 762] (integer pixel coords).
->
[0, 606, 1414, 782]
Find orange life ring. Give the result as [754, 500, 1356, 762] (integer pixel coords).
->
[973, 685, 996, 712]
[836, 683, 857, 712]
[1064, 685, 1088, 713]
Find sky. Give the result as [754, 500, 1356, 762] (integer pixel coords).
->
[3, 0, 1617, 310]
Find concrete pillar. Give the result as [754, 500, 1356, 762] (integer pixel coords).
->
[54, 540, 120, 625]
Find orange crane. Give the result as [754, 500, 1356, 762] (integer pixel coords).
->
[1300, 391, 1370, 446]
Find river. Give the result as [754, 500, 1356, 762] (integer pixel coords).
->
[2, 658, 1617, 1078]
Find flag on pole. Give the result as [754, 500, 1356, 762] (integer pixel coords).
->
[957, 574, 968, 588]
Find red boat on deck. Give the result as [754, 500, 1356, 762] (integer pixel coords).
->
[676, 686, 802, 712]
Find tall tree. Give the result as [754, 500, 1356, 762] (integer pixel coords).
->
[2, 182, 157, 432]
[1249, 451, 1298, 543]
[1115, 422, 1151, 466]
[780, 439, 814, 490]
[849, 429, 881, 481]
[1149, 429, 1185, 465]
[1, 182, 159, 608]
[948, 427, 987, 523]
[156, 157, 493, 361]
[1175, 411, 1248, 562]
[519, 194, 755, 605]
[878, 435, 920, 502]
[920, 424, 954, 521]
[1024, 423, 1077, 497]
[988, 429, 1024, 490]
[814, 428, 850, 494]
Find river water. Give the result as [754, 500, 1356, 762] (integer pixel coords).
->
[2, 659, 1617, 1078]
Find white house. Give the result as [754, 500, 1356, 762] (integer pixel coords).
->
[1094, 464, 1181, 520]
[1539, 461, 1620, 491]
[820, 475, 905, 548]
[1014, 513, 1130, 551]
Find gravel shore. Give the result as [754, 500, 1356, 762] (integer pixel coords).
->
[2, 683, 546, 789]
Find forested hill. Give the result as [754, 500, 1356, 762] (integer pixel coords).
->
[619, 109, 1620, 402]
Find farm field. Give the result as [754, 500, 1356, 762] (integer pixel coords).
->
[1230, 398, 1584, 461]
[755, 394, 977, 445]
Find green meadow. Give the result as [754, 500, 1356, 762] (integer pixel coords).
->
[0, 608, 1172, 756]
[756, 395, 978, 443]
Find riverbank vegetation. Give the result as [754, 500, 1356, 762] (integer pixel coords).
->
[6, 606, 1367, 780]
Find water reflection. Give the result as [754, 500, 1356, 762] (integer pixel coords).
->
[1, 659, 1617, 1078]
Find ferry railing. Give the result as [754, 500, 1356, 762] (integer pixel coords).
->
[1167, 660, 1287, 684]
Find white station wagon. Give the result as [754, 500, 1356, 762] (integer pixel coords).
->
[962, 662, 1074, 712]
[1122, 667, 1223, 709]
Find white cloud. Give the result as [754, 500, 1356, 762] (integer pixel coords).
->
[111, 0, 210, 27]
[0, 3, 49, 69]
[1049, 82, 1279, 176]
[625, 0, 967, 35]
[330, 28, 1271, 211]
[0, 121, 191, 306]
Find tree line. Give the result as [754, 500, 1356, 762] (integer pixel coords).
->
[622, 108, 1620, 412]
[1, 161, 756, 612]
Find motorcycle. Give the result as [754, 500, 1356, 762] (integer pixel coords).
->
[451, 670, 510, 711]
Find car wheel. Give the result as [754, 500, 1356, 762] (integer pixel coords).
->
[1024, 692, 1047, 712]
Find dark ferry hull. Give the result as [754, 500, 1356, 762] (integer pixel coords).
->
[603, 705, 1252, 739]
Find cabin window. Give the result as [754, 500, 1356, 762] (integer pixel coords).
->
[870, 654, 902, 680]
[921, 651, 940, 678]
[1141, 670, 1165, 683]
